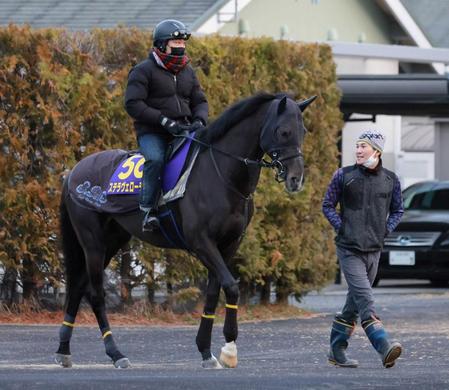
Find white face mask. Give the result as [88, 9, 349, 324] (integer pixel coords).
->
[362, 151, 378, 168]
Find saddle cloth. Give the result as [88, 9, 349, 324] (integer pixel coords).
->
[68, 136, 199, 214]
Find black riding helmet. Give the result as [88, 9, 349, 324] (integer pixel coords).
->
[153, 19, 191, 52]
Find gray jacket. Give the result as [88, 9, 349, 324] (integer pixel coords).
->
[322, 163, 404, 252]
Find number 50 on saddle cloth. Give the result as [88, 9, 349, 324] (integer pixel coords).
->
[67, 137, 199, 214]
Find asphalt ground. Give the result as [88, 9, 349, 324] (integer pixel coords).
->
[1, 280, 448, 390]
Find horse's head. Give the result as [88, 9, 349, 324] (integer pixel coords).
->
[260, 95, 316, 192]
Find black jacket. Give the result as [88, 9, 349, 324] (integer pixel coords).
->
[124, 52, 208, 138]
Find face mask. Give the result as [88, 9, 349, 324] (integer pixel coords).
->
[170, 47, 185, 56]
[362, 151, 378, 168]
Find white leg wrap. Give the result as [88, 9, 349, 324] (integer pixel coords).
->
[201, 353, 223, 369]
[219, 341, 238, 368]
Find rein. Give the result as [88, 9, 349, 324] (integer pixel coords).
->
[175, 133, 302, 200]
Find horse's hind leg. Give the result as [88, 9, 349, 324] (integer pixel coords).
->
[55, 273, 88, 367]
[73, 211, 130, 368]
[196, 273, 222, 369]
[86, 245, 130, 367]
[55, 199, 89, 368]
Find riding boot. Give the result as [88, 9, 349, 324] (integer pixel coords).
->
[140, 183, 160, 232]
[142, 210, 160, 232]
[328, 316, 358, 368]
[362, 316, 402, 368]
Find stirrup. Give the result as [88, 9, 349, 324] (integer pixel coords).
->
[142, 212, 160, 232]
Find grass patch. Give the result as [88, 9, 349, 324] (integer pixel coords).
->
[0, 301, 313, 326]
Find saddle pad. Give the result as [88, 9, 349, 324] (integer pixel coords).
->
[107, 134, 193, 195]
[68, 142, 198, 214]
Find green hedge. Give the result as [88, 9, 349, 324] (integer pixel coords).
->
[0, 25, 342, 304]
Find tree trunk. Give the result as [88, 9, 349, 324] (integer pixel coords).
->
[260, 276, 271, 305]
[275, 280, 290, 305]
[146, 260, 155, 305]
[119, 243, 133, 305]
[238, 279, 250, 305]
[0, 267, 18, 305]
[21, 256, 39, 302]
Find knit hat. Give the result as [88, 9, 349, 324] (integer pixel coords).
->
[357, 129, 385, 153]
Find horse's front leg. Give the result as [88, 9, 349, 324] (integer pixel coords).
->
[196, 272, 222, 368]
[218, 238, 244, 369]
[219, 288, 239, 368]
[192, 239, 240, 368]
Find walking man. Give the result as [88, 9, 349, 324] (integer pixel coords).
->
[322, 129, 404, 368]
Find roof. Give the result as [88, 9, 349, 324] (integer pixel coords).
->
[2, 0, 449, 51]
[401, 0, 449, 48]
[339, 74, 449, 117]
[0, 0, 221, 30]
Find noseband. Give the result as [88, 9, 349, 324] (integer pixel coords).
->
[265, 147, 303, 183]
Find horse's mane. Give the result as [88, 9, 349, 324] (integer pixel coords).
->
[197, 92, 283, 143]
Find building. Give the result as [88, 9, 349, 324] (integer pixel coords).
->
[195, 0, 449, 187]
[2, 0, 449, 186]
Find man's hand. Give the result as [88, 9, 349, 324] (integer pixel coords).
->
[159, 116, 185, 135]
[189, 119, 205, 132]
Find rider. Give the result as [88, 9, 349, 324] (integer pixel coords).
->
[125, 19, 208, 231]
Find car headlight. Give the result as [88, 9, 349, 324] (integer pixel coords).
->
[439, 232, 449, 247]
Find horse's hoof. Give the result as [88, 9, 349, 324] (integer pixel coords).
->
[219, 341, 238, 368]
[202, 354, 223, 369]
[114, 357, 130, 369]
[55, 353, 72, 368]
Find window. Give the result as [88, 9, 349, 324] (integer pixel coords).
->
[406, 188, 449, 210]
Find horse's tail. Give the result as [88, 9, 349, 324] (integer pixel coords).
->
[60, 178, 86, 299]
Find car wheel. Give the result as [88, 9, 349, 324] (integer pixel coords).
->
[430, 279, 449, 287]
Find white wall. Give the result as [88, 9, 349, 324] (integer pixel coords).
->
[396, 152, 435, 189]
[335, 57, 399, 75]
[338, 55, 402, 177]
[342, 114, 401, 173]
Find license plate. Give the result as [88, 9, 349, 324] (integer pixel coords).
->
[389, 251, 415, 266]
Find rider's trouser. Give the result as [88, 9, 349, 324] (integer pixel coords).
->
[137, 133, 167, 210]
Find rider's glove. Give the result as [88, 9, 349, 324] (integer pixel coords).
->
[159, 116, 185, 135]
[189, 119, 206, 132]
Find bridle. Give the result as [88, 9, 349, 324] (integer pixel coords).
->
[265, 147, 303, 183]
[176, 98, 304, 198]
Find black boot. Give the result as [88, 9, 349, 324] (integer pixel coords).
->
[142, 210, 160, 232]
[362, 316, 402, 368]
[328, 316, 358, 368]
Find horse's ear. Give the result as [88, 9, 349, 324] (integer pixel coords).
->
[297, 95, 317, 112]
[277, 96, 288, 115]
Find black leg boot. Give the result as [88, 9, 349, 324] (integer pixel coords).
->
[362, 316, 402, 368]
[142, 210, 160, 232]
[328, 316, 358, 368]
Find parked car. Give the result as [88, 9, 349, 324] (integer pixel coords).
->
[377, 180, 449, 286]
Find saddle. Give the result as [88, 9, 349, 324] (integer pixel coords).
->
[68, 134, 199, 214]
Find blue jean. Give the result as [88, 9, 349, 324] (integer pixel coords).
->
[138, 133, 167, 209]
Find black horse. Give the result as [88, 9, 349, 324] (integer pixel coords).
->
[55, 92, 316, 369]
